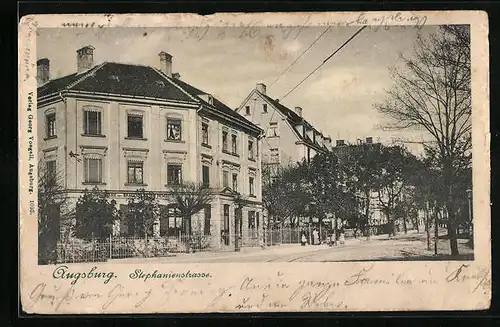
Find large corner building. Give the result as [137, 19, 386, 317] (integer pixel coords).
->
[37, 46, 264, 249]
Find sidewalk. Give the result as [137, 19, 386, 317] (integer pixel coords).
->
[110, 242, 327, 263]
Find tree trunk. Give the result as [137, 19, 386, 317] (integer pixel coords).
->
[184, 215, 192, 235]
[434, 212, 439, 255]
[425, 207, 431, 251]
[365, 192, 371, 240]
[447, 212, 459, 256]
[403, 216, 408, 234]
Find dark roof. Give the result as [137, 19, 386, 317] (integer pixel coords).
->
[258, 91, 328, 150]
[167, 77, 257, 128]
[259, 93, 303, 124]
[37, 73, 81, 98]
[37, 62, 260, 133]
[71, 63, 193, 102]
[38, 62, 194, 102]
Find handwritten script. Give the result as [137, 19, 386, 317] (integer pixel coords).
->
[23, 263, 490, 313]
[56, 12, 427, 43]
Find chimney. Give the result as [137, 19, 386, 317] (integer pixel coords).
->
[158, 51, 173, 77]
[256, 83, 266, 94]
[172, 72, 181, 80]
[324, 137, 332, 148]
[294, 106, 303, 117]
[275, 98, 280, 103]
[76, 45, 95, 74]
[366, 136, 373, 144]
[336, 140, 345, 147]
[37, 58, 50, 86]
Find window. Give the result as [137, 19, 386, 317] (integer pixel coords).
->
[84, 158, 102, 183]
[202, 165, 210, 187]
[248, 140, 254, 160]
[127, 161, 143, 184]
[167, 164, 182, 185]
[249, 177, 255, 196]
[201, 122, 209, 145]
[166, 119, 182, 141]
[222, 204, 230, 245]
[127, 114, 143, 138]
[46, 160, 56, 185]
[268, 122, 278, 137]
[245, 105, 250, 115]
[84, 110, 101, 135]
[160, 205, 183, 237]
[232, 173, 238, 192]
[222, 130, 228, 152]
[222, 170, 229, 188]
[248, 211, 256, 229]
[204, 206, 211, 236]
[263, 103, 268, 113]
[270, 148, 279, 164]
[46, 113, 56, 137]
[231, 134, 238, 154]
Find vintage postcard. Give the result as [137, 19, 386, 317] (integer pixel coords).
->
[19, 11, 490, 314]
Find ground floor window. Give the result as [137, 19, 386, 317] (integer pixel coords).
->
[204, 206, 211, 236]
[221, 204, 230, 245]
[160, 205, 183, 237]
[248, 211, 258, 238]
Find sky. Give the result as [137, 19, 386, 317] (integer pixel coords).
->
[37, 25, 440, 154]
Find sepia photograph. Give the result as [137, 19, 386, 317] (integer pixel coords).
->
[35, 22, 474, 265]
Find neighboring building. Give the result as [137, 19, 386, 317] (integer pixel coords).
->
[237, 83, 332, 168]
[37, 46, 264, 249]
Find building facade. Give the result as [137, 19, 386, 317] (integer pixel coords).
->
[37, 46, 264, 250]
[237, 83, 332, 168]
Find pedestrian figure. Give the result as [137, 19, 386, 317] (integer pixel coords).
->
[339, 231, 345, 245]
[300, 233, 307, 246]
[312, 229, 319, 245]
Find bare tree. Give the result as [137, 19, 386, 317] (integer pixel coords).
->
[262, 163, 310, 228]
[168, 182, 214, 235]
[375, 25, 471, 255]
[38, 160, 73, 264]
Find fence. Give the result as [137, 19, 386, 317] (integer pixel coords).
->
[56, 233, 265, 263]
[264, 227, 303, 246]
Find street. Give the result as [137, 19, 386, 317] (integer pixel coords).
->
[112, 230, 474, 263]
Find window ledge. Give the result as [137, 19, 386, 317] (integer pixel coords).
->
[125, 183, 148, 187]
[222, 150, 231, 155]
[164, 139, 185, 143]
[249, 194, 256, 198]
[248, 157, 256, 162]
[231, 153, 240, 158]
[125, 137, 147, 141]
[44, 135, 58, 141]
[202, 143, 212, 149]
[82, 182, 106, 186]
[82, 134, 106, 138]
